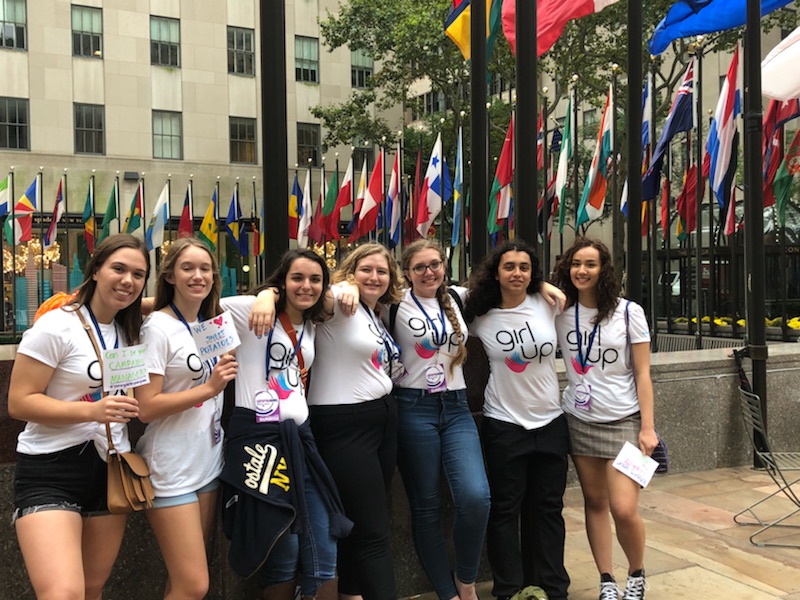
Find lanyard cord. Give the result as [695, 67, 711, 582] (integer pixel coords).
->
[85, 304, 118, 351]
[169, 302, 218, 373]
[360, 301, 401, 358]
[265, 318, 305, 377]
[409, 291, 448, 347]
[574, 304, 600, 369]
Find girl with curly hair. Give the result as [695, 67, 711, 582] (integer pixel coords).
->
[463, 240, 570, 600]
[551, 238, 657, 600]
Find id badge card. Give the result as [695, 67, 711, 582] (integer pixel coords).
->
[425, 363, 447, 394]
[254, 389, 281, 423]
[574, 381, 592, 412]
[212, 405, 223, 445]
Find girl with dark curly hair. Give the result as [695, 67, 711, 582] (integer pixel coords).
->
[463, 239, 570, 600]
[551, 238, 657, 600]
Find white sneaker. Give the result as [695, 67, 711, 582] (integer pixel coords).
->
[622, 570, 647, 600]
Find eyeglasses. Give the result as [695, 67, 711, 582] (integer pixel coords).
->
[410, 260, 444, 275]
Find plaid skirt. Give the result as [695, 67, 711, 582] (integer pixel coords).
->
[566, 411, 641, 460]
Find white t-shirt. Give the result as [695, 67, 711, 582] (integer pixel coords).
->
[136, 311, 224, 496]
[15, 305, 131, 456]
[470, 294, 562, 430]
[556, 300, 650, 423]
[307, 287, 395, 406]
[386, 286, 468, 390]
[223, 296, 314, 425]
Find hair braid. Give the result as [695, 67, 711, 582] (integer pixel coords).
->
[437, 286, 467, 375]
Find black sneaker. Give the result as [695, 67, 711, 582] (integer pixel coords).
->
[598, 573, 619, 600]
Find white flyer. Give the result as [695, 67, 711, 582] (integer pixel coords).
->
[190, 311, 241, 360]
[612, 441, 659, 488]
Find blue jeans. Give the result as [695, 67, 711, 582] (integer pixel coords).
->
[258, 469, 337, 596]
[395, 388, 491, 600]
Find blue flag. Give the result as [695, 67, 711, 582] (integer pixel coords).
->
[649, 0, 794, 55]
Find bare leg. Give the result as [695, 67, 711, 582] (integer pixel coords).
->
[605, 462, 645, 574]
[146, 501, 210, 599]
[82, 512, 128, 600]
[572, 455, 614, 575]
[16, 510, 85, 600]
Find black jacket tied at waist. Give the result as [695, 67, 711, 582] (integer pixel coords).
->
[221, 407, 353, 578]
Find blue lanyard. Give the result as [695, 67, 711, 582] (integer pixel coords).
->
[265, 320, 305, 377]
[575, 304, 600, 369]
[409, 291, 448, 347]
[361, 301, 401, 358]
[170, 302, 218, 373]
[85, 304, 118, 351]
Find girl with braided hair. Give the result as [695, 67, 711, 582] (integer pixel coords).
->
[388, 239, 490, 600]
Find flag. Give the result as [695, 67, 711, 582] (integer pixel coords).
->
[256, 195, 265, 256]
[643, 59, 694, 201]
[352, 149, 385, 242]
[660, 176, 670, 233]
[762, 99, 800, 206]
[288, 174, 301, 240]
[706, 45, 741, 211]
[44, 179, 65, 249]
[146, 182, 169, 251]
[451, 128, 464, 247]
[387, 149, 402, 247]
[82, 183, 95, 254]
[444, 0, 503, 61]
[774, 128, 800, 226]
[308, 167, 327, 246]
[577, 84, 614, 225]
[723, 186, 738, 236]
[622, 72, 653, 217]
[537, 110, 544, 170]
[178, 185, 192, 238]
[297, 169, 312, 248]
[675, 164, 698, 234]
[329, 158, 353, 240]
[225, 186, 248, 256]
[0, 175, 8, 217]
[416, 133, 445, 237]
[321, 166, 339, 239]
[538, 174, 557, 240]
[123, 181, 143, 234]
[503, 0, 620, 57]
[99, 181, 118, 242]
[649, 0, 794, 55]
[763, 26, 800, 101]
[556, 93, 573, 233]
[349, 160, 369, 239]
[198, 188, 218, 253]
[4, 177, 38, 246]
[488, 117, 514, 234]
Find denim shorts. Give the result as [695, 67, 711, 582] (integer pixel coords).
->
[13, 441, 109, 523]
[151, 479, 220, 509]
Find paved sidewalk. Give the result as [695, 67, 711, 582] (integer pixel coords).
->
[410, 465, 800, 600]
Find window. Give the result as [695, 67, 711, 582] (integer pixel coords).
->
[228, 26, 255, 76]
[0, 96, 28, 150]
[150, 16, 179, 67]
[424, 91, 445, 115]
[297, 123, 320, 167]
[0, 0, 26, 50]
[153, 110, 182, 160]
[583, 108, 598, 128]
[74, 103, 105, 155]
[230, 116, 256, 164]
[351, 49, 373, 88]
[295, 36, 318, 83]
[72, 5, 102, 58]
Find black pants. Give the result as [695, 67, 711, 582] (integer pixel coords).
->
[309, 396, 398, 600]
[481, 414, 571, 599]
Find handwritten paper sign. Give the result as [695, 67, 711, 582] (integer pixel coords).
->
[612, 442, 659, 488]
[191, 311, 241, 360]
[103, 344, 150, 392]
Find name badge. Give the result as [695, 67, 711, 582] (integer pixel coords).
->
[425, 363, 447, 394]
[574, 382, 592, 412]
[254, 389, 281, 423]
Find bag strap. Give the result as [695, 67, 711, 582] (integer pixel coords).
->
[277, 311, 307, 390]
[623, 300, 633, 369]
[72, 307, 117, 454]
[446, 287, 464, 314]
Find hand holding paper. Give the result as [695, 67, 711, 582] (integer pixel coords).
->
[613, 442, 659, 488]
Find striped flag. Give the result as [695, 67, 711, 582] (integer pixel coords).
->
[146, 181, 170, 251]
[44, 178, 65, 249]
[198, 188, 218, 253]
[577, 84, 614, 226]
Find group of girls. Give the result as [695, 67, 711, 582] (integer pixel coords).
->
[8, 231, 656, 600]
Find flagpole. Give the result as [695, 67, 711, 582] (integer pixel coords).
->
[63, 170, 70, 295]
[707, 108, 717, 337]
[215, 178, 222, 275]
[235, 180, 242, 292]
[379, 141, 386, 246]
[693, 39, 704, 350]
[648, 62, 659, 345]
[516, 0, 538, 251]
[114, 174, 120, 235]
[188, 175, 195, 238]
[571, 80, 580, 237]
[166, 174, 172, 242]
[626, 0, 643, 303]
[0, 170, 9, 332]
[9, 168, 16, 334]
[541, 92, 550, 275]
[470, 0, 488, 264]
[665, 148, 673, 334]
[610, 64, 623, 285]
[334, 154, 340, 265]
[396, 138, 403, 252]
[251, 175, 259, 283]
[39, 169, 45, 304]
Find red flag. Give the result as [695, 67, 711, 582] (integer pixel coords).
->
[351, 149, 384, 241]
[178, 187, 192, 238]
[660, 177, 669, 233]
[675, 165, 698, 233]
[537, 110, 544, 170]
[308, 168, 327, 245]
[724, 187, 738, 236]
[329, 158, 353, 240]
[503, 0, 619, 57]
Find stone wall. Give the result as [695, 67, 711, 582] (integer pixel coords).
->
[1, 342, 798, 598]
